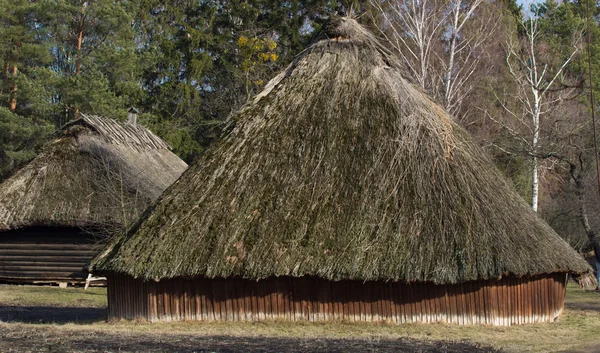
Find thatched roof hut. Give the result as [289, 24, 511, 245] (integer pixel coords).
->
[0, 114, 187, 283]
[92, 17, 592, 325]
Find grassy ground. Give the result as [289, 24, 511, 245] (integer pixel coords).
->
[0, 285, 106, 308]
[0, 283, 599, 352]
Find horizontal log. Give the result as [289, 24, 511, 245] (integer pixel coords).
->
[1, 237, 101, 243]
[0, 255, 92, 262]
[0, 265, 85, 272]
[0, 243, 100, 251]
[0, 261, 87, 268]
[0, 270, 87, 279]
[0, 249, 98, 256]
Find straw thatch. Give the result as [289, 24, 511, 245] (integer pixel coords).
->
[91, 17, 592, 285]
[0, 114, 188, 232]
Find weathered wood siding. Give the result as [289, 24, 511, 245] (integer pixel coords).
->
[0, 227, 102, 282]
[107, 273, 567, 325]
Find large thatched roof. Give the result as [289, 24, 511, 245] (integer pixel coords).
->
[0, 114, 188, 232]
[91, 17, 592, 284]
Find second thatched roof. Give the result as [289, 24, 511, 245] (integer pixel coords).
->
[0, 114, 188, 232]
[91, 17, 592, 284]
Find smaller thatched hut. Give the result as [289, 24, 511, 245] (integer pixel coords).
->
[0, 114, 187, 284]
[92, 17, 593, 325]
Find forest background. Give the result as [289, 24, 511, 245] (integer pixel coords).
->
[1, 0, 599, 252]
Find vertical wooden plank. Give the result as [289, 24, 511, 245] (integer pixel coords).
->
[387, 282, 396, 323]
[510, 278, 516, 326]
[257, 279, 265, 320]
[245, 279, 253, 321]
[531, 276, 537, 323]
[339, 281, 346, 321]
[212, 278, 221, 321]
[418, 283, 426, 324]
[262, 279, 270, 320]
[223, 278, 231, 321]
[462, 282, 470, 325]
[395, 283, 403, 323]
[434, 284, 442, 324]
[436, 283, 445, 324]
[543, 276, 548, 322]
[504, 278, 509, 326]
[515, 277, 521, 325]
[202, 279, 211, 321]
[299, 278, 308, 321]
[327, 281, 334, 320]
[346, 281, 354, 322]
[193, 280, 200, 321]
[419, 282, 427, 323]
[244, 279, 251, 321]
[374, 282, 382, 322]
[286, 278, 293, 321]
[527, 276, 533, 324]
[312, 278, 321, 322]
[251, 279, 259, 321]
[325, 280, 333, 321]
[284, 277, 291, 321]
[382, 282, 390, 322]
[270, 279, 279, 320]
[499, 279, 505, 326]
[291, 278, 298, 321]
[341, 281, 349, 321]
[488, 281, 496, 326]
[235, 279, 243, 321]
[473, 281, 481, 325]
[478, 281, 486, 325]
[405, 283, 414, 323]
[520, 277, 525, 325]
[353, 281, 361, 322]
[275, 278, 283, 320]
[547, 276, 553, 321]
[466, 281, 474, 325]
[461, 282, 469, 325]
[364, 281, 371, 322]
[450, 282, 459, 324]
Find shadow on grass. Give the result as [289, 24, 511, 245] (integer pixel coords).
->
[0, 328, 502, 353]
[0, 305, 106, 323]
[565, 302, 600, 313]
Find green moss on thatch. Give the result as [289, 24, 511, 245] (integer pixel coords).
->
[0, 115, 187, 232]
[91, 17, 592, 284]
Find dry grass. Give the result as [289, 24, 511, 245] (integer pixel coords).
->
[1, 282, 599, 352]
[0, 284, 106, 308]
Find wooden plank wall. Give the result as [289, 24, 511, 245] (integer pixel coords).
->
[0, 227, 102, 282]
[107, 273, 567, 325]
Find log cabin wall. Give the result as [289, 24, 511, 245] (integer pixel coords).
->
[0, 227, 103, 283]
[107, 273, 567, 326]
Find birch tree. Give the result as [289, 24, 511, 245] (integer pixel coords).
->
[369, 0, 500, 117]
[505, 11, 581, 212]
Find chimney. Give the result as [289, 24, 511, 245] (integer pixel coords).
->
[128, 107, 139, 126]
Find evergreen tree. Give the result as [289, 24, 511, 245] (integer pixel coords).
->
[0, 0, 51, 113]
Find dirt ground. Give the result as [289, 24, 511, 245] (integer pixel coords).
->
[0, 302, 499, 353]
[0, 324, 498, 353]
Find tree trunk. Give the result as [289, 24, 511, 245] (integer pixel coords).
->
[573, 164, 599, 255]
[531, 96, 540, 212]
[74, 0, 86, 119]
[9, 63, 17, 112]
[2, 57, 9, 98]
[444, 7, 459, 110]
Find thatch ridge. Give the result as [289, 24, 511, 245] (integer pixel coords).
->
[62, 114, 171, 151]
[0, 115, 187, 232]
[91, 17, 592, 284]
